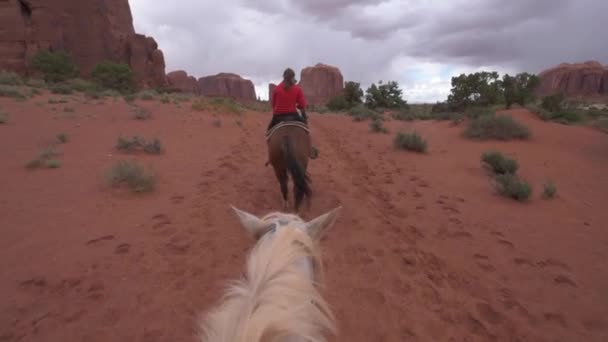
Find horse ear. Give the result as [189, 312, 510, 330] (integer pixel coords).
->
[305, 206, 342, 239]
[231, 205, 267, 237]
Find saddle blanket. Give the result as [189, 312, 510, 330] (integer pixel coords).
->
[265, 121, 310, 141]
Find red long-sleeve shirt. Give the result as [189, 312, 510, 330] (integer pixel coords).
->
[272, 81, 307, 115]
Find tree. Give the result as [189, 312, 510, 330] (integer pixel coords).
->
[30, 49, 78, 83]
[91, 61, 135, 93]
[502, 73, 540, 108]
[364, 80, 407, 109]
[447, 71, 502, 110]
[344, 81, 363, 105]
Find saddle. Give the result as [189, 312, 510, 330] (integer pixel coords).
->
[265, 121, 310, 141]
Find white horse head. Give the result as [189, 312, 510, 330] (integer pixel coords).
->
[198, 206, 342, 342]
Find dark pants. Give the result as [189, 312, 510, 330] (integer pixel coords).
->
[267, 112, 307, 131]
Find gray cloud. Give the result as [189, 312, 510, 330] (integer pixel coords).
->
[130, 0, 608, 102]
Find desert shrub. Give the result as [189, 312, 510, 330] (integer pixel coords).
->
[123, 93, 136, 103]
[91, 61, 135, 93]
[539, 110, 583, 124]
[369, 118, 388, 133]
[46, 159, 61, 168]
[138, 89, 159, 100]
[326, 95, 350, 111]
[25, 146, 61, 169]
[393, 131, 427, 153]
[30, 50, 78, 83]
[212, 119, 222, 127]
[191, 99, 206, 111]
[56, 133, 69, 143]
[49, 83, 73, 94]
[349, 104, 380, 121]
[0, 85, 25, 99]
[391, 108, 415, 121]
[0, 112, 7, 124]
[543, 181, 557, 199]
[116, 135, 161, 154]
[105, 160, 156, 193]
[131, 105, 151, 120]
[48, 97, 68, 104]
[65, 78, 97, 92]
[481, 151, 519, 175]
[431, 101, 453, 113]
[160, 95, 170, 104]
[495, 174, 532, 201]
[170, 93, 192, 103]
[210, 97, 244, 114]
[25, 78, 46, 88]
[464, 114, 531, 140]
[541, 93, 564, 112]
[0, 71, 23, 85]
[465, 106, 494, 119]
[63, 106, 74, 113]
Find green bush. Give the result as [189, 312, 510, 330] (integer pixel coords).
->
[49, 83, 73, 95]
[540, 110, 583, 124]
[30, 50, 78, 83]
[495, 174, 532, 201]
[91, 61, 135, 93]
[131, 105, 151, 120]
[543, 181, 557, 199]
[56, 133, 69, 143]
[138, 89, 159, 100]
[0, 71, 24, 85]
[116, 135, 162, 154]
[541, 93, 564, 112]
[67, 78, 97, 92]
[393, 132, 427, 153]
[349, 104, 380, 121]
[25, 146, 61, 169]
[464, 114, 531, 140]
[481, 151, 518, 175]
[105, 160, 156, 193]
[369, 118, 388, 133]
[326, 95, 350, 111]
[0, 85, 26, 99]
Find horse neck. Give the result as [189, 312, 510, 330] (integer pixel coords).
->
[199, 227, 335, 342]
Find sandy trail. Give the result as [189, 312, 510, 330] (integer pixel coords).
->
[1, 94, 607, 342]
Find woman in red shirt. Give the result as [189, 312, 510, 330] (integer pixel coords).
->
[269, 68, 318, 159]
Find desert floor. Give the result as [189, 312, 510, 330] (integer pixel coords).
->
[1, 92, 607, 341]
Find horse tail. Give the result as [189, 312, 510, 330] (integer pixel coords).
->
[282, 135, 311, 205]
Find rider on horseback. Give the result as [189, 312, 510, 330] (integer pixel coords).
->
[267, 68, 319, 160]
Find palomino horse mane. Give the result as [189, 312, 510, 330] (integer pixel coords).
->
[198, 206, 341, 342]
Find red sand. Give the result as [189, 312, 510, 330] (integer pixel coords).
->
[1, 93, 607, 342]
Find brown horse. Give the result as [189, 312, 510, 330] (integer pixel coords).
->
[266, 121, 312, 212]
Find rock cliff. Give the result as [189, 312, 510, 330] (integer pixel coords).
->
[298, 63, 344, 106]
[0, 0, 167, 88]
[536, 61, 608, 98]
[167, 70, 199, 94]
[197, 73, 256, 101]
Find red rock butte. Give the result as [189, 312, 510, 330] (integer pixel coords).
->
[197, 73, 257, 101]
[536, 60, 608, 98]
[167, 70, 199, 95]
[0, 0, 167, 88]
[298, 63, 344, 106]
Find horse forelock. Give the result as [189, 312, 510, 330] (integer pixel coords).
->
[198, 224, 335, 342]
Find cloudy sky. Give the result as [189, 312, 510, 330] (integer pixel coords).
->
[130, 0, 607, 103]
